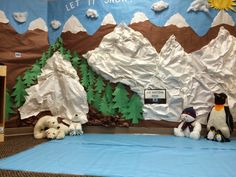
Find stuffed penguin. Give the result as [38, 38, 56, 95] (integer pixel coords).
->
[206, 93, 234, 142]
[174, 107, 202, 140]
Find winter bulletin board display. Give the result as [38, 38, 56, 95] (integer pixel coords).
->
[1, 0, 236, 127]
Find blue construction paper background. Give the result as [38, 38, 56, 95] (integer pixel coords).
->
[0, 0, 236, 43]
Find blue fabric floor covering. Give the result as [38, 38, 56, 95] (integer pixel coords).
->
[0, 134, 236, 177]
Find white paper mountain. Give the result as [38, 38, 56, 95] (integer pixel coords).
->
[28, 18, 48, 31]
[101, 13, 116, 26]
[164, 13, 189, 28]
[211, 10, 235, 27]
[84, 24, 236, 123]
[0, 10, 9, 23]
[63, 15, 87, 33]
[19, 51, 89, 120]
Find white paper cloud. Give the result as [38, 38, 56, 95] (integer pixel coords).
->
[86, 8, 98, 19]
[152, 1, 169, 12]
[51, 20, 61, 30]
[13, 12, 28, 23]
[187, 0, 210, 13]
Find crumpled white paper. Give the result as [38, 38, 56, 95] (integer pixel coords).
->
[84, 24, 236, 124]
[19, 51, 88, 121]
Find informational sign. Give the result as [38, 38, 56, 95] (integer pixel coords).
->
[144, 89, 166, 104]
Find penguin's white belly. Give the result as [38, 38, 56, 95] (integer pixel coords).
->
[208, 109, 228, 130]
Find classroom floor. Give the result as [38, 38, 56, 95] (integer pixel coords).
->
[0, 134, 236, 177]
[0, 135, 95, 177]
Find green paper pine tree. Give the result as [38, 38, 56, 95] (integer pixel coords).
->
[95, 76, 105, 94]
[55, 37, 63, 49]
[88, 69, 95, 86]
[112, 83, 129, 114]
[59, 46, 66, 55]
[100, 95, 110, 116]
[79, 60, 89, 89]
[5, 89, 15, 120]
[104, 83, 113, 103]
[30, 61, 41, 79]
[71, 52, 81, 70]
[51, 42, 57, 51]
[87, 85, 95, 104]
[104, 83, 116, 115]
[63, 49, 71, 61]
[46, 45, 54, 58]
[93, 92, 102, 111]
[23, 69, 35, 87]
[39, 52, 47, 68]
[12, 76, 27, 107]
[124, 93, 143, 124]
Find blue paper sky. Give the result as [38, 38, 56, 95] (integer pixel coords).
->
[1, 0, 236, 44]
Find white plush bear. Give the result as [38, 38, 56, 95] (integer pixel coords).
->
[174, 107, 202, 140]
[34, 115, 59, 139]
[34, 115, 71, 139]
[69, 112, 88, 136]
[45, 128, 65, 140]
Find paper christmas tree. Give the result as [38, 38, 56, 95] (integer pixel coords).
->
[100, 95, 110, 116]
[46, 45, 54, 58]
[95, 76, 105, 94]
[39, 52, 47, 68]
[71, 52, 81, 70]
[12, 76, 27, 107]
[23, 69, 35, 87]
[5, 89, 15, 120]
[63, 49, 72, 61]
[87, 85, 95, 104]
[93, 92, 102, 110]
[30, 61, 41, 79]
[79, 60, 89, 89]
[59, 46, 66, 55]
[112, 83, 129, 114]
[124, 93, 143, 124]
[88, 69, 96, 86]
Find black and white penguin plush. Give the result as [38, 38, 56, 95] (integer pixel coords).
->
[206, 93, 234, 142]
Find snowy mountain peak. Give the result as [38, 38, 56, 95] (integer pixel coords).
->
[164, 13, 189, 28]
[84, 23, 158, 87]
[101, 13, 116, 26]
[211, 10, 235, 27]
[0, 10, 9, 23]
[28, 18, 48, 31]
[160, 35, 184, 53]
[62, 15, 86, 33]
[19, 51, 88, 120]
[130, 12, 149, 24]
[218, 26, 231, 38]
[159, 34, 186, 66]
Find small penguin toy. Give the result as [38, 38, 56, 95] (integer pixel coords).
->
[174, 107, 202, 140]
[206, 93, 234, 142]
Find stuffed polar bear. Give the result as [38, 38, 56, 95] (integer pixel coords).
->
[45, 128, 65, 140]
[69, 112, 87, 136]
[174, 107, 202, 140]
[34, 115, 71, 139]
